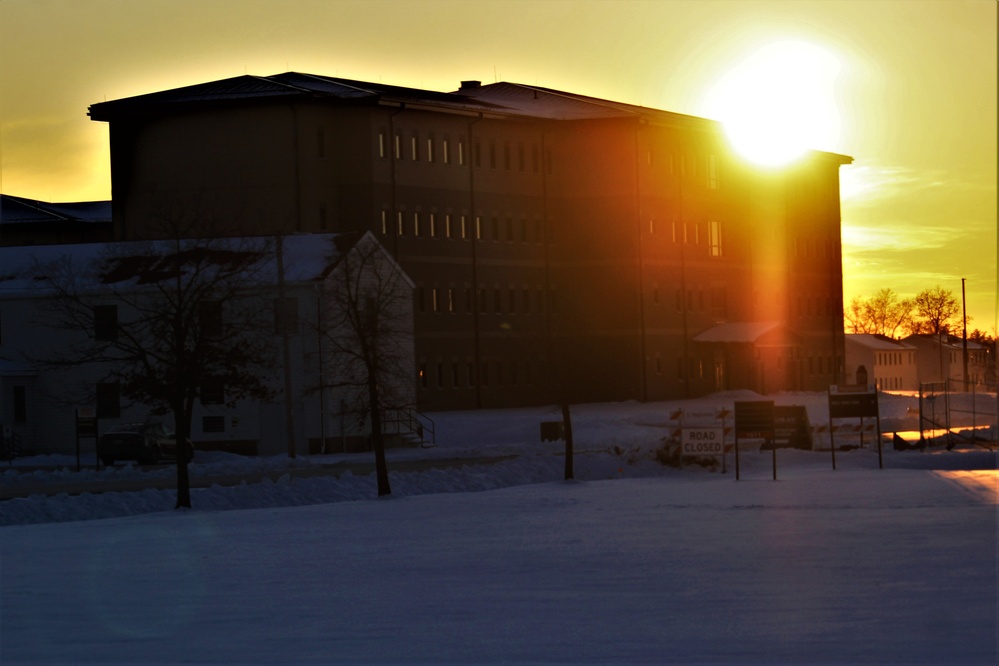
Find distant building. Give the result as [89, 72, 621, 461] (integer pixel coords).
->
[0, 194, 112, 246]
[844, 334, 918, 391]
[84, 73, 853, 409]
[902, 334, 990, 388]
[0, 232, 416, 456]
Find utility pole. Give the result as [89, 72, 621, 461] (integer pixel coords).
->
[961, 278, 969, 389]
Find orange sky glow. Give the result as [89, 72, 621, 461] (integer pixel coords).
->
[1, 0, 996, 330]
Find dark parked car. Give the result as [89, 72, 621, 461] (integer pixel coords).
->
[98, 422, 193, 466]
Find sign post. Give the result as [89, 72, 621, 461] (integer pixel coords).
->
[828, 385, 880, 469]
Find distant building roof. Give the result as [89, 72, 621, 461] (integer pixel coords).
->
[902, 333, 984, 351]
[1, 194, 111, 226]
[845, 334, 916, 350]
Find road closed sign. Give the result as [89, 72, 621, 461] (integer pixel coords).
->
[681, 428, 725, 456]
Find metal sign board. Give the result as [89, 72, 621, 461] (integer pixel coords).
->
[770, 405, 812, 450]
[681, 428, 725, 456]
[828, 392, 878, 419]
[734, 400, 775, 439]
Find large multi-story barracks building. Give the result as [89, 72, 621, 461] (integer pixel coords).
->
[88, 72, 852, 410]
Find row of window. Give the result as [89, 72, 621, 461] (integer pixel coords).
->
[418, 358, 545, 390]
[378, 129, 552, 174]
[418, 285, 555, 316]
[381, 210, 548, 244]
[876, 351, 914, 366]
[373, 128, 721, 190]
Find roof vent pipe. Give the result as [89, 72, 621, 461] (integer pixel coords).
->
[460, 80, 481, 91]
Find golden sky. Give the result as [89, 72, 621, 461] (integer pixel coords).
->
[1, 0, 996, 329]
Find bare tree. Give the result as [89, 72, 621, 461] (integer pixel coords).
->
[844, 288, 913, 338]
[912, 286, 961, 335]
[34, 231, 277, 508]
[319, 234, 414, 497]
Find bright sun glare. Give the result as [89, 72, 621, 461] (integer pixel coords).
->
[702, 40, 842, 166]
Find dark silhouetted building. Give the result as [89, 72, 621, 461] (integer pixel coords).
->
[87, 73, 853, 410]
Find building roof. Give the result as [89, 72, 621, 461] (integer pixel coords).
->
[1, 194, 111, 226]
[844, 334, 917, 351]
[88, 72, 853, 163]
[0, 232, 379, 296]
[902, 333, 984, 351]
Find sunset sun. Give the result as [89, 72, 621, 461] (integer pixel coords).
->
[702, 40, 842, 166]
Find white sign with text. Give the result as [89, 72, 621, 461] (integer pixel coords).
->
[681, 427, 725, 456]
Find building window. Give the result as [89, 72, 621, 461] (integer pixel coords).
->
[397, 211, 405, 236]
[451, 362, 459, 388]
[443, 138, 451, 164]
[429, 213, 437, 238]
[411, 134, 419, 161]
[431, 288, 440, 313]
[475, 216, 482, 240]
[467, 362, 475, 387]
[13, 385, 26, 423]
[460, 215, 468, 239]
[93, 305, 118, 341]
[459, 139, 466, 166]
[489, 140, 496, 169]
[437, 362, 444, 389]
[273, 297, 298, 335]
[96, 382, 120, 419]
[447, 288, 455, 313]
[202, 415, 225, 433]
[381, 210, 388, 235]
[491, 217, 500, 242]
[445, 214, 453, 238]
[378, 130, 387, 158]
[413, 212, 421, 237]
[394, 132, 402, 160]
[503, 141, 511, 170]
[709, 220, 723, 257]
[426, 135, 435, 162]
[419, 363, 428, 389]
[494, 288, 503, 314]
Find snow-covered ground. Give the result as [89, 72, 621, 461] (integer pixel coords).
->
[2, 391, 997, 663]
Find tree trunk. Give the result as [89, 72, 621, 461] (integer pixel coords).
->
[174, 409, 192, 509]
[561, 402, 574, 480]
[369, 379, 391, 496]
